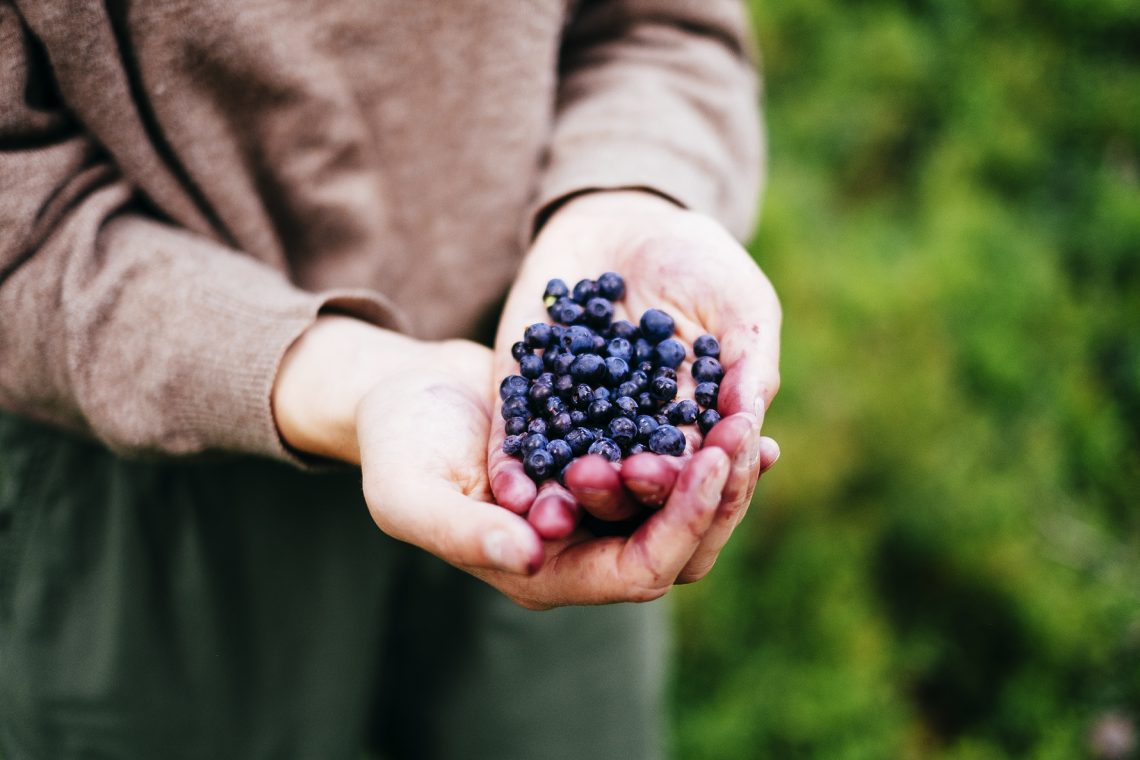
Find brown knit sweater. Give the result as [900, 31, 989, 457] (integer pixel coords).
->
[0, 0, 762, 463]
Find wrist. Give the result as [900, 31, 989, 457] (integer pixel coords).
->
[272, 315, 422, 464]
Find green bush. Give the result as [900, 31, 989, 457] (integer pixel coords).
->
[670, 2, 1140, 758]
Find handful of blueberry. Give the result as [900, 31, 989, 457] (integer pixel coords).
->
[500, 272, 725, 484]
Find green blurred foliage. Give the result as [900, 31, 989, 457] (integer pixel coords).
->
[671, 1, 1140, 758]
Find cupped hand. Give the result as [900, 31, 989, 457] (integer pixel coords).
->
[488, 190, 781, 577]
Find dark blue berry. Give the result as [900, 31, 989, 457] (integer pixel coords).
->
[565, 427, 597, 456]
[608, 417, 637, 448]
[543, 346, 561, 370]
[524, 448, 557, 481]
[694, 381, 719, 409]
[501, 396, 530, 420]
[652, 366, 677, 382]
[637, 392, 656, 413]
[522, 433, 549, 454]
[502, 434, 524, 457]
[628, 443, 646, 456]
[654, 338, 686, 369]
[693, 334, 720, 358]
[634, 339, 655, 365]
[639, 308, 675, 343]
[596, 271, 626, 301]
[505, 417, 527, 436]
[570, 353, 605, 383]
[660, 400, 679, 419]
[550, 412, 573, 438]
[649, 376, 678, 402]
[544, 396, 568, 418]
[528, 382, 553, 407]
[551, 298, 584, 325]
[697, 409, 721, 434]
[588, 399, 614, 424]
[606, 337, 633, 362]
[637, 360, 655, 374]
[572, 278, 598, 304]
[544, 278, 570, 303]
[647, 425, 686, 456]
[591, 386, 612, 401]
[592, 334, 606, 352]
[604, 356, 630, 385]
[629, 370, 649, 391]
[511, 341, 531, 361]
[570, 409, 588, 426]
[654, 413, 670, 426]
[669, 399, 699, 425]
[524, 323, 553, 349]
[560, 325, 595, 355]
[519, 353, 543, 379]
[610, 320, 639, 341]
[613, 395, 639, 418]
[554, 352, 575, 374]
[547, 439, 573, 468]
[555, 373, 575, 397]
[692, 356, 724, 383]
[537, 372, 555, 386]
[571, 384, 594, 409]
[587, 438, 622, 462]
[585, 297, 614, 328]
[527, 417, 548, 436]
[499, 375, 529, 400]
[616, 380, 639, 399]
[635, 414, 659, 440]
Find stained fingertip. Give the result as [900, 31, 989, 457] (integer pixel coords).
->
[491, 468, 537, 514]
[482, 523, 543, 575]
[621, 453, 681, 507]
[529, 488, 580, 540]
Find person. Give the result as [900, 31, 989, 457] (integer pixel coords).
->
[0, 0, 782, 757]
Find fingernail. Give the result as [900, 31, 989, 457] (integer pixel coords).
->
[577, 487, 610, 505]
[483, 530, 526, 573]
[700, 458, 730, 502]
[626, 479, 667, 505]
[759, 438, 781, 472]
[735, 433, 761, 472]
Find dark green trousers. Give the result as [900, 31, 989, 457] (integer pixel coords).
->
[0, 415, 665, 759]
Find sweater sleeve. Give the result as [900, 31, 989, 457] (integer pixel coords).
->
[0, 4, 403, 462]
[533, 0, 765, 240]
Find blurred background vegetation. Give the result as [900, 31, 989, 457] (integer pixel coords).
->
[670, 0, 1140, 758]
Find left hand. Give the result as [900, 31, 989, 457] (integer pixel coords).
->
[488, 190, 782, 582]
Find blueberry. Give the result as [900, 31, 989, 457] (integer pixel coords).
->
[537, 372, 555, 386]
[609, 320, 639, 341]
[544, 278, 570, 304]
[565, 427, 597, 456]
[501, 396, 530, 420]
[614, 395, 639, 419]
[547, 297, 571, 321]
[542, 346, 561, 370]
[547, 438, 573, 468]
[519, 354, 543, 379]
[550, 324, 566, 343]
[587, 438, 623, 462]
[692, 356, 724, 383]
[637, 392, 657, 413]
[511, 341, 531, 361]
[522, 433, 549, 454]
[649, 376, 678, 402]
[604, 356, 630, 385]
[551, 298, 584, 325]
[524, 448, 557, 482]
[544, 396, 568, 418]
[499, 375, 529, 400]
[697, 409, 722, 434]
[572, 278, 598, 304]
[555, 373, 575, 397]
[524, 323, 553, 349]
[660, 400, 679, 419]
[669, 399, 699, 425]
[629, 370, 649, 391]
[554, 352, 575, 375]
[653, 338, 686, 369]
[654, 413, 670, 427]
[617, 380, 639, 399]
[571, 384, 594, 409]
[637, 360, 655, 374]
[596, 271, 626, 301]
[527, 417, 548, 436]
[585, 297, 614, 328]
[561, 325, 595, 354]
[502, 434, 524, 457]
[570, 410, 588, 426]
[592, 334, 606, 352]
[628, 443, 646, 456]
[694, 382, 719, 409]
[634, 338, 655, 365]
[550, 412, 574, 438]
[608, 417, 637, 448]
[528, 382, 553, 407]
[694, 334, 720, 358]
[647, 425, 686, 456]
[591, 385, 612, 401]
[639, 308, 675, 343]
[635, 414, 659, 440]
[588, 399, 614, 424]
[570, 353, 606, 383]
[505, 417, 527, 436]
[652, 366, 677, 382]
[606, 337, 633, 362]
